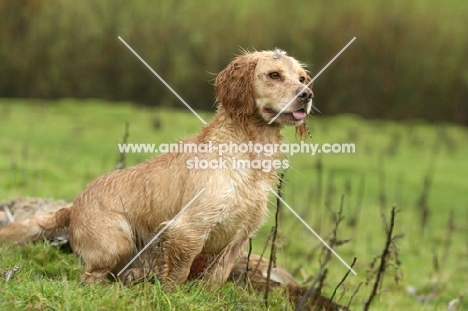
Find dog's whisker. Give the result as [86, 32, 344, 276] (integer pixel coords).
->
[311, 103, 321, 114]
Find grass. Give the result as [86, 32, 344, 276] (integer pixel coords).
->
[0, 99, 467, 310]
[1, 241, 269, 310]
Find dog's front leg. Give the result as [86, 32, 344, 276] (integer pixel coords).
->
[119, 222, 206, 288]
[154, 223, 206, 290]
[202, 236, 249, 290]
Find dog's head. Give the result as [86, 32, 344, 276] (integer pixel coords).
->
[214, 49, 313, 138]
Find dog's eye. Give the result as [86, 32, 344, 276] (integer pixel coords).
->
[299, 77, 306, 83]
[269, 72, 280, 80]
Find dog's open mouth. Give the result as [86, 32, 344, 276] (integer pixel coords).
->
[264, 108, 307, 122]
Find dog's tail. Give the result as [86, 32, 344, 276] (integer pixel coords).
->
[0, 207, 71, 243]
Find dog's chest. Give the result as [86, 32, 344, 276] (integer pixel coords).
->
[199, 172, 272, 253]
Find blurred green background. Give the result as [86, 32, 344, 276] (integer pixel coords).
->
[1, 1, 468, 309]
[1, 0, 467, 124]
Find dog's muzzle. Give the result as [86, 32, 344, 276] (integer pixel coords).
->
[296, 87, 313, 105]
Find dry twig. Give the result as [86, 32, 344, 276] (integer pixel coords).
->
[364, 205, 404, 310]
[116, 122, 130, 170]
[264, 171, 286, 306]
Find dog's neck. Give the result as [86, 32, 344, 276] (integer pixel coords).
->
[198, 106, 283, 147]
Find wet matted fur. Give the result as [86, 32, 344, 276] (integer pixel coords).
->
[0, 49, 314, 288]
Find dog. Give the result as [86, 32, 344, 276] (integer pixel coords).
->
[0, 197, 350, 309]
[0, 49, 313, 289]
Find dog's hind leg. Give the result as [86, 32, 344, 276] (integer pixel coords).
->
[69, 210, 136, 284]
[119, 241, 161, 285]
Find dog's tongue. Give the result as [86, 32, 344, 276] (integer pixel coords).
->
[292, 110, 306, 120]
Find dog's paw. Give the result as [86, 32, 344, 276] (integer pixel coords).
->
[119, 268, 147, 285]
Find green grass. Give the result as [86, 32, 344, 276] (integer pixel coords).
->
[1, 99, 467, 310]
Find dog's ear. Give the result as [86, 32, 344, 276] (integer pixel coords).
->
[214, 54, 258, 124]
[295, 73, 313, 140]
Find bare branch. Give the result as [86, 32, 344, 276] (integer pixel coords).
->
[364, 205, 403, 310]
[264, 171, 286, 306]
[116, 122, 130, 170]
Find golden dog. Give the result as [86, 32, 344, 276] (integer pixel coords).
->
[0, 49, 313, 288]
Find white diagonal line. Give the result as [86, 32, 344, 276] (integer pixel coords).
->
[117, 188, 206, 276]
[269, 188, 357, 275]
[118, 36, 207, 125]
[269, 37, 356, 124]
[3, 205, 14, 223]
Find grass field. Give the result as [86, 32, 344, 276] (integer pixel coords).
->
[0, 99, 467, 310]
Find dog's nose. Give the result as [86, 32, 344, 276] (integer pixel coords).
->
[296, 87, 313, 104]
